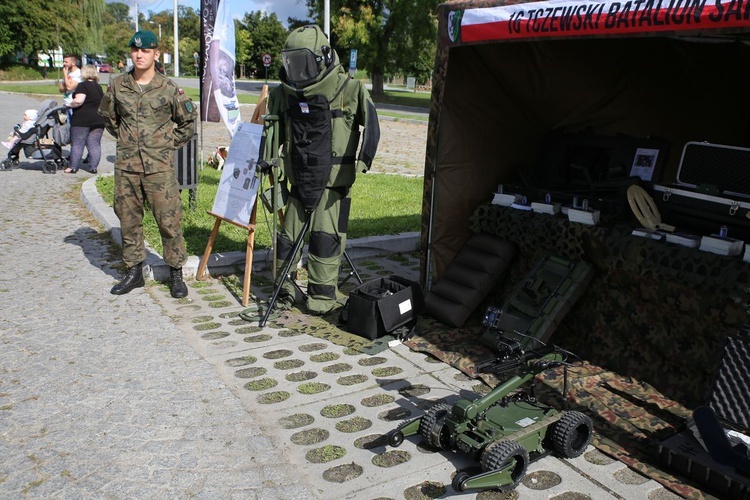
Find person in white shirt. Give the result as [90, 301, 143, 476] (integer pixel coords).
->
[59, 54, 82, 106]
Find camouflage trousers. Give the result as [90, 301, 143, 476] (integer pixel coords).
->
[114, 169, 187, 269]
[277, 187, 351, 313]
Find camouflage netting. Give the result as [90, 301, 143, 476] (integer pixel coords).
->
[467, 203, 750, 408]
[534, 363, 704, 498]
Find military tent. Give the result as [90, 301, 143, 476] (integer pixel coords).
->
[415, 0, 750, 409]
[422, 0, 750, 280]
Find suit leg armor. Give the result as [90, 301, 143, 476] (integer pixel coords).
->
[307, 187, 349, 314]
[277, 188, 350, 314]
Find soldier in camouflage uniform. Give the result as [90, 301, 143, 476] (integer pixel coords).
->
[98, 30, 197, 298]
[265, 25, 380, 315]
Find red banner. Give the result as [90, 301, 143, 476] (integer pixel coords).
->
[454, 0, 750, 43]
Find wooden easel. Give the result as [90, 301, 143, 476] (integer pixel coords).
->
[196, 85, 269, 307]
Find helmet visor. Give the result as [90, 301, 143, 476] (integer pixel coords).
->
[282, 48, 322, 87]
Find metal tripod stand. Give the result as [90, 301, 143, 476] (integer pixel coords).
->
[258, 212, 363, 327]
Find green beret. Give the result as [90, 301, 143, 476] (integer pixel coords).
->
[128, 30, 158, 49]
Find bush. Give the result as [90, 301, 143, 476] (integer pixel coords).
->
[0, 63, 49, 81]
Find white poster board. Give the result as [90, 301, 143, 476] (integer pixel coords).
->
[210, 122, 263, 227]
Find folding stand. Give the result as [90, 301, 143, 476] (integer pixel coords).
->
[259, 213, 363, 327]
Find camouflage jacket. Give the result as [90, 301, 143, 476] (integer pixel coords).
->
[98, 71, 196, 174]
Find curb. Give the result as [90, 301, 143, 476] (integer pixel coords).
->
[80, 175, 420, 281]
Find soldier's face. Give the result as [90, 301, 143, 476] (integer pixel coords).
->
[130, 47, 160, 71]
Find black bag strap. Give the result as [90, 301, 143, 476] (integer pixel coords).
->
[338, 299, 349, 325]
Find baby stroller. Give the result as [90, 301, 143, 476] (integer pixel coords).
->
[0, 99, 71, 173]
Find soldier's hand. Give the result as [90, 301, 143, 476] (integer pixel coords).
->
[357, 160, 368, 174]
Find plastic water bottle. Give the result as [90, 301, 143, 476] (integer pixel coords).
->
[719, 225, 728, 239]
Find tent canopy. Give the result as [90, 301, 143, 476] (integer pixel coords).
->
[422, 0, 750, 281]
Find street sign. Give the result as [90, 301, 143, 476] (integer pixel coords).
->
[262, 53, 272, 67]
[349, 49, 358, 77]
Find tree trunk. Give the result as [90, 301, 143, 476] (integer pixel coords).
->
[371, 69, 385, 98]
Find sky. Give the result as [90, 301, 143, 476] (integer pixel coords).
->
[129, 0, 311, 26]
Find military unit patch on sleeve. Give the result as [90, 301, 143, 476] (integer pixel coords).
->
[185, 101, 193, 113]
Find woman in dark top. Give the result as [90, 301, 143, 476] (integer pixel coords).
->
[64, 64, 105, 173]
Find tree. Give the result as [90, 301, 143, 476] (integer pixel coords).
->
[142, 6, 200, 76]
[305, 0, 439, 97]
[102, 2, 134, 64]
[235, 12, 287, 80]
[76, 0, 106, 55]
[106, 2, 131, 24]
[0, 0, 86, 63]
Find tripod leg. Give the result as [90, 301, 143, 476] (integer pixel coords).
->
[259, 214, 311, 327]
[339, 250, 363, 287]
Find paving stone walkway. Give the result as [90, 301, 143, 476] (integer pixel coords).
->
[0, 91, 684, 499]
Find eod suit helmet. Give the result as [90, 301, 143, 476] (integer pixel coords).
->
[281, 25, 334, 89]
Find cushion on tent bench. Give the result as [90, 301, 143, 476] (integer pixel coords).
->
[425, 233, 517, 328]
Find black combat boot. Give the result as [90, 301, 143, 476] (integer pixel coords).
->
[169, 266, 188, 298]
[111, 262, 145, 295]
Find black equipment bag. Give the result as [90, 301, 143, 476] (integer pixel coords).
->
[345, 276, 424, 340]
[652, 184, 750, 242]
[676, 142, 750, 198]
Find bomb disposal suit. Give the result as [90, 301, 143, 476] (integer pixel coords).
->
[264, 25, 380, 314]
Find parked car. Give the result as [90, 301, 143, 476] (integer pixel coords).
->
[98, 63, 112, 73]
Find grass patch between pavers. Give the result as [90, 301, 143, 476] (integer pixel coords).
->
[322, 462, 363, 483]
[234, 367, 267, 379]
[371, 367, 404, 377]
[290, 428, 329, 446]
[403, 481, 446, 499]
[305, 445, 346, 464]
[335, 416, 372, 433]
[320, 404, 356, 419]
[297, 382, 330, 394]
[337, 374, 368, 386]
[354, 434, 389, 450]
[372, 450, 411, 468]
[243, 334, 274, 343]
[263, 349, 293, 359]
[244, 378, 278, 391]
[360, 394, 395, 407]
[274, 359, 305, 370]
[278, 413, 315, 429]
[286, 371, 318, 382]
[398, 384, 430, 398]
[225, 355, 257, 367]
[358, 356, 387, 366]
[310, 352, 340, 363]
[378, 407, 413, 421]
[257, 391, 290, 404]
[322, 363, 352, 374]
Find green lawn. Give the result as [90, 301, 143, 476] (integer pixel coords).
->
[96, 169, 424, 255]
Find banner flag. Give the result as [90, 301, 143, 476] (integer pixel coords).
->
[200, 0, 241, 136]
[454, 0, 750, 44]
